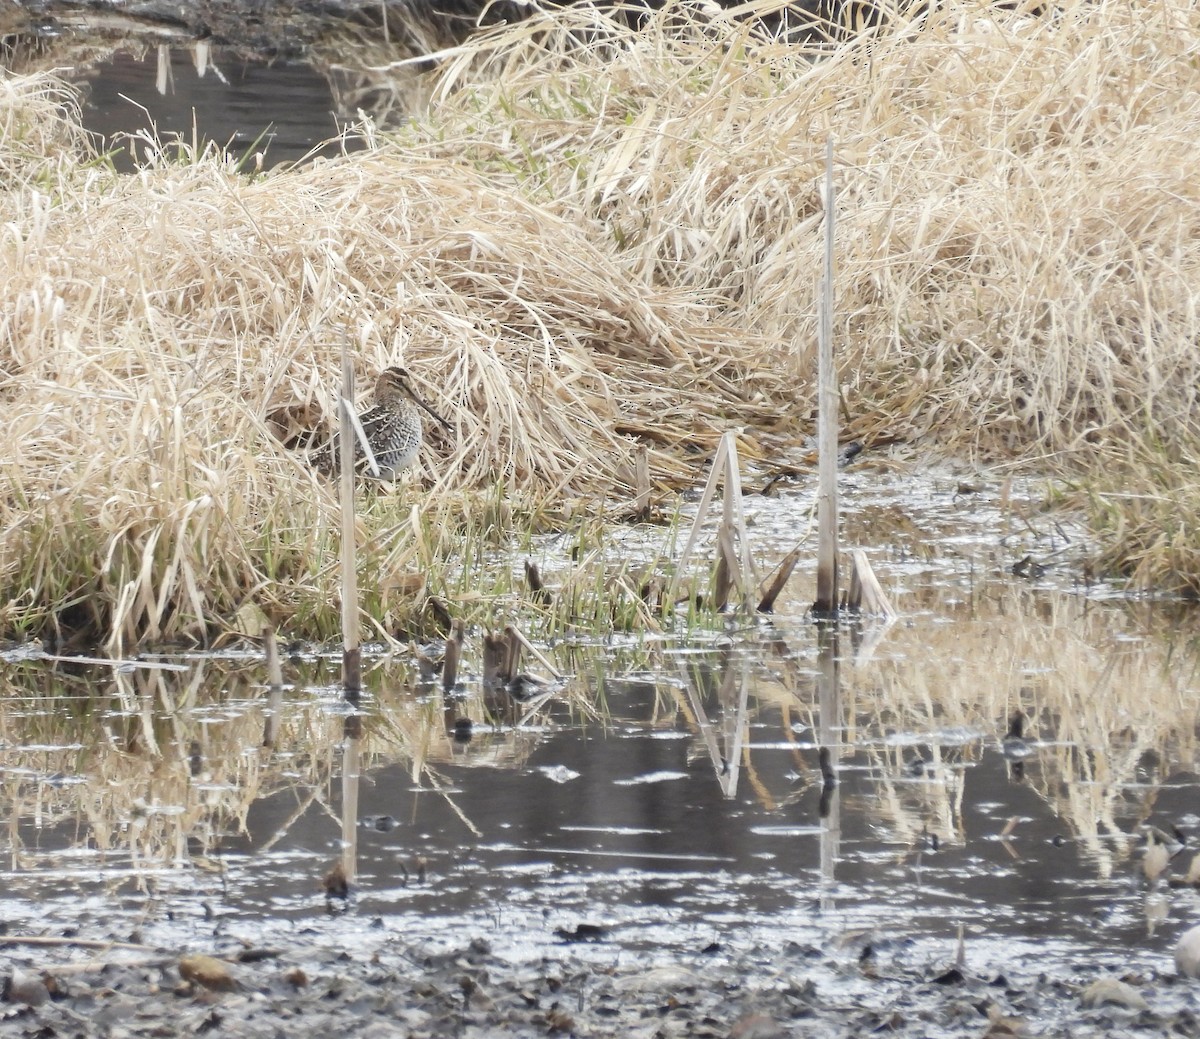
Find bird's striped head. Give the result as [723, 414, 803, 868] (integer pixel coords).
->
[375, 367, 452, 430]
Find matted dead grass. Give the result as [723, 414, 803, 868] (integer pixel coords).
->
[3, 0, 1200, 645]
[0, 68, 775, 647]
[424, 0, 1200, 451]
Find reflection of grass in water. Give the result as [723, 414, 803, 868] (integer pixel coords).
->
[3, 585, 1197, 881]
[828, 587, 1200, 875]
[0, 659, 345, 874]
[0, 640, 622, 872]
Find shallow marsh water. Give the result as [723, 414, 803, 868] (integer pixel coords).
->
[3, 465, 1199, 1034]
[75, 47, 351, 168]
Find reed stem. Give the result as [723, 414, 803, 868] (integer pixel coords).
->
[814, 136, 839, 617]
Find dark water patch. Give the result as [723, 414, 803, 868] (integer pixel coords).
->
[76, 47, 354, 170]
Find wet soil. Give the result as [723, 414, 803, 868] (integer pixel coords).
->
[6, 926, 1199, 1038]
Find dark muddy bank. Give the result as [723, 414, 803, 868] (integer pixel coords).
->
[5, 926, 1198, 1038]
[2, 0, 869, 59]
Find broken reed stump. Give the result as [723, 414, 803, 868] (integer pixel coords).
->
[505, 623, 562, 679]
[261, 625, 284, 749]
[442, 617, 464, 693]
[482, 629, 516, 692]
[263, 626, 283, 687]
[675, 431, 757, 613]
[713, 527, 734, 611]
[846, 549, 898, 619]
[524, 559, 552, 605]
[757, 546, 802, 613]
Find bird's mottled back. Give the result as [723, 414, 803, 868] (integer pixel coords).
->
[310, 367, 449, 482]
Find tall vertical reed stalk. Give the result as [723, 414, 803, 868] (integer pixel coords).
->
[338, 349, 362, 698]
[814, 136, 839, 616]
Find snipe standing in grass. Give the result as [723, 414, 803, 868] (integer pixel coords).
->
[311, 366, 452, 481]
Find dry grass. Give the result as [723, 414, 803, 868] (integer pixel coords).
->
[418, 0, 1200, 583]
[424, 0, 1200, 449]
[3, 0, 1200, 645]
[1081, 436, 1200, 594]
[0, 68, 769, 647]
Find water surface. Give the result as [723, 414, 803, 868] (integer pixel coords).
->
[76, 47, 350, 169]
[3, 467, 1197, 1001]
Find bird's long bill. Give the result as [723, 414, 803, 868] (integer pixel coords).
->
[407, 387, 454, 431]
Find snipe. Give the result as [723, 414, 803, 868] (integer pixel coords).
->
[311, 367, 451, 481]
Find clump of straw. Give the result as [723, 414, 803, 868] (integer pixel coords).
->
[0, 67, 773, 646]
[4, 0, 1200, 647]
[422, 0, 1200, 585]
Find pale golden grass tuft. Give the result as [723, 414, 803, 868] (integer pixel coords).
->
[4, 0, 1200, 644]
[0, 70, 91, 184]
[429, 0, 1200, 449]
[0, 68, 766, 645]
[422, 0, 1200, 584]
[1084, 437, 1200, 594]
